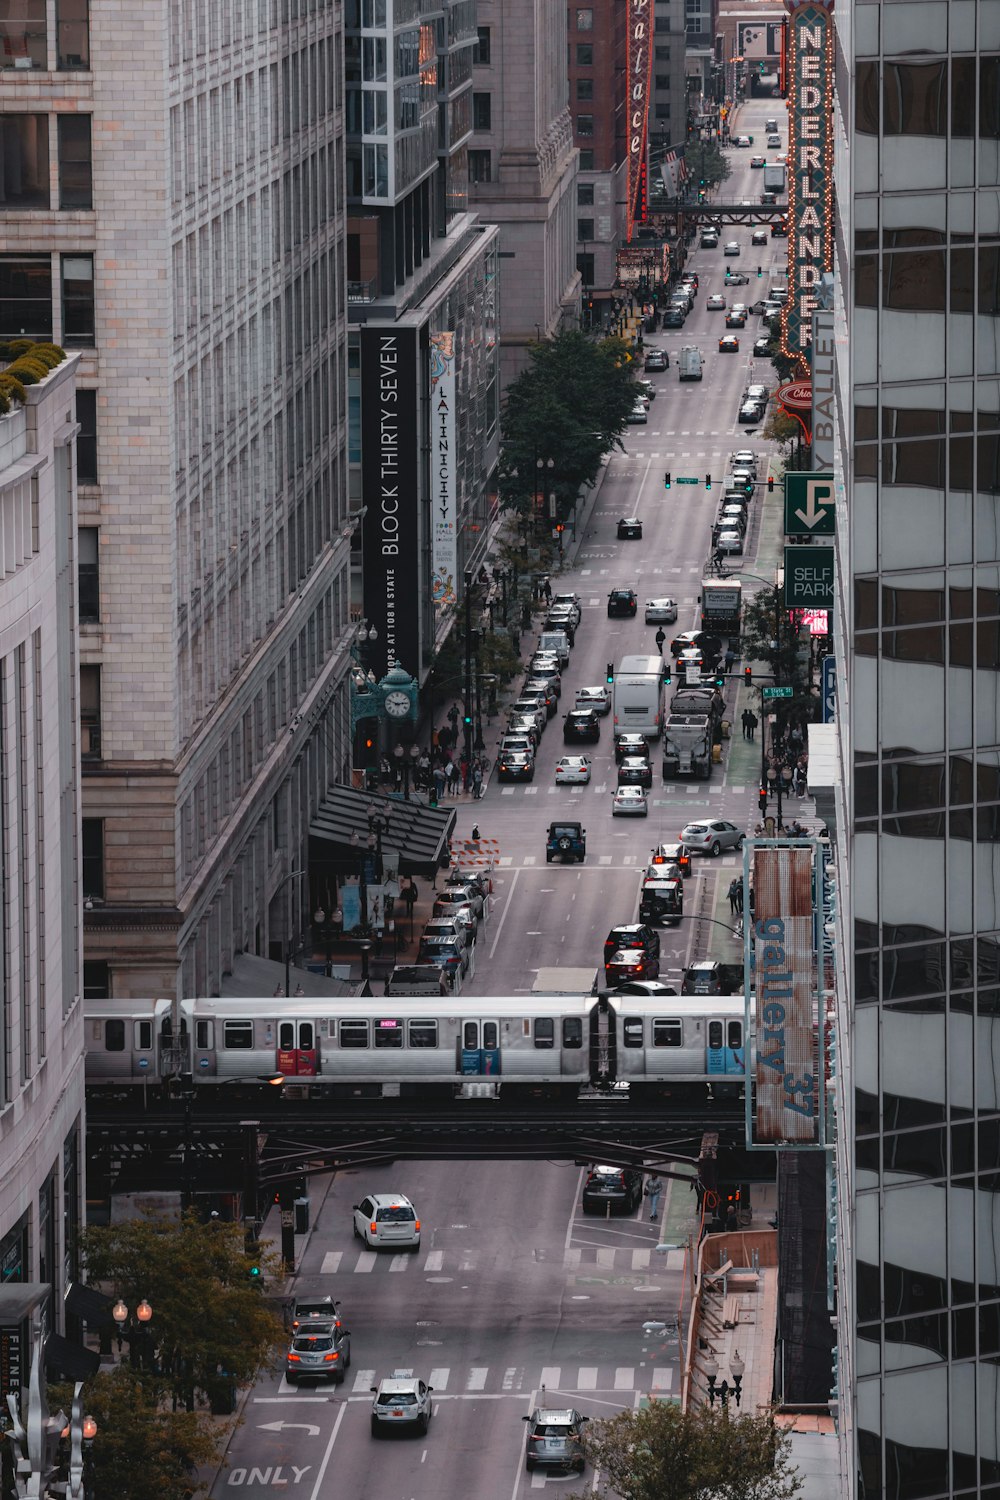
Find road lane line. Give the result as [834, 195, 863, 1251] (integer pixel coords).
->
[320, 1251, 342, 1275]
[488, 866, 520, 961]
[429, 1368, 449, 1390]
[306, 1395, 348, 1500]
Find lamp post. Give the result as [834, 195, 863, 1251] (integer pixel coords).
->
[703, 1349, 745, 1408]
[463, 567, 474, 766]
[112, 1297, 154, 1368]
[393, 742, 421, 800]
[536, 456, 554, 534]
[271, 867, 307, 998]
[355, 618, 379, 672]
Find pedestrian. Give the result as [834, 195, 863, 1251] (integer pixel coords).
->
[748, 711, 758, 740]
[444, 760, 457, 796]
[471, 823, 481, 842]
[724, 647, 735, 673]
[460, 756, 470, 793]
[741, 708, 754, 741]
[542, 576, 552, 603]
[645, 1178, 662, 1223]
[781, 763, 793, 794]
[654, 626, 666, 655]
[727, 877, 740, 916]
[433, 766, 446, 802]
[735, 881, 744, 913]
[472, 763, 483, 800]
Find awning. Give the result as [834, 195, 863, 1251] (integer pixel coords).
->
[220, 953, 359, 998]
[310, 784, 456, 877]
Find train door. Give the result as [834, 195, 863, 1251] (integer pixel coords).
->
[588, 997, 617, 1087]
[459, 1019, 500, 1075]
[190, 1017, 215, 1077]
[277, 1019, 317, 1076]
[706, 1019, 726, 1074]
[723, 1017, 744, 1075]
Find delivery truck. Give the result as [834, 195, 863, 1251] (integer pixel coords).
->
[700, 578, 743, 635]
[678, 346, 703, 381]
[612, 654, 666, 740]
[662, 713, 714, 780]
[763, 163, 786, 195]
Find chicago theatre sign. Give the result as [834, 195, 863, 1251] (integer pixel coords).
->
[780, 0, 834, 366]
[625, 0, 653, 242]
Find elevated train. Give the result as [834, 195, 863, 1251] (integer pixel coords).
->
[84, 994, 748, 1106]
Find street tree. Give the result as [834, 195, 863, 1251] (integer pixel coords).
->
[80, 1211, 285, 1412]
[49, 1369, 219, 1500]
[685, 140, 732, 192]
[576, 1399, 802, 1500]
[740, 582, 813, 716]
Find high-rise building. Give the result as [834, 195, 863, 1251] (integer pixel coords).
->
[0, 352, 84, 1303]
[0, 1, 354, 997]
[468, 0, 579, 385]
[652, 0, 689, 159]
[833, 5, 1000, 1493]
[565, 2, 627, 322]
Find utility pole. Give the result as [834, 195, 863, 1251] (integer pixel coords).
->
[463, 568, 474, 766]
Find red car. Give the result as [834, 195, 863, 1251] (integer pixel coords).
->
[605, 949, 661, 985]
[603, 923, 661, 967]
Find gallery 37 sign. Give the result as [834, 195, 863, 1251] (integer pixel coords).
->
[626, 0, 653, 243]
[781, 0, 834, 362]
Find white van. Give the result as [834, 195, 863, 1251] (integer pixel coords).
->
[538, 629, 570, 666]
[612, 653, 666, 740]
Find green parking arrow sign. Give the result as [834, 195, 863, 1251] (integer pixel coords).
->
[784, 472, 835, 535]
[785, 545, 835, 607]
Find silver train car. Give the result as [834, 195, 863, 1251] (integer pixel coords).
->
[84, 994, 748, 1105]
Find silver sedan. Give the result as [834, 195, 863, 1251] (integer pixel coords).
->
[644, 598, 678, 623]
[612, 786, 649, 817]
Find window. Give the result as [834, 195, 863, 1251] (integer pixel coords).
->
[482, 1021, 498, 1049]
[375, 1019, 403, 1048]
[78, 526, 99, 620]
[579, 149, 594, 170]
[576, 114, 594, 137]
[1, 1, 47, 69]
[562, 1017, 583, 1049]
[0, 117, 49, 207]
[576, 8, 593, 30]
[577, 251, 594, 283]
[79, 664, 101, 759]
[222, 1020, 254, 1050]
[653, 1018, 683, 1047]
[728, 1021, 743, 1049]
[623, 1016, 644, 1047]
[81, 817, 103, 899]
[76, 392, 97, 485]
[655, 45, 671, 60]
[473, 92, 491, 130]
[578, 218, 594, 241]
[474, 25, 490, 64]
[57, 0, 90, 70]
[104, 1019, 125, 1052]
[0, 258, 51, 340]
[135, 1021, 152, 1051]
[195, 1019, 213, 1049]
[82, 960, 109, 999]
[576, 78, 593, 101]
[655, 75, 671, 91]
[577, 183, 594, 205]
[468, 149, 491, 183]
[339, 1019, 369, 1048]
[533, 1017, 555, 1049]
[576, 44, 593, 65]
[408, 1020, 437, 1048]
[57, 116, 92, 209]
[61, 254, 94, 346]
[708, 1021, 723, 1049]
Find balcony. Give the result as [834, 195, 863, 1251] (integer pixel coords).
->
[348, 277, 379, 304]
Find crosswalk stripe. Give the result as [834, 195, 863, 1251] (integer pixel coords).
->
[632, 1249, 651, 1270]
[389, 1254, 408, 1272]
[577, 1368, 598, 1390]
[598, 854, 613, 865]
[615, 1368, 634, 1389]
[564, 1248, 582, 1268]
[540, 1367, 561, 1390]
[665, 1249, 685, 1270]
[429, 1368, 450, 1390]
[355, 1251, 376, 1273]
[321, 1251, 342, 1274]
[353, 1369, 376, 1392]
[502, 1368, 519, 1390]
[423, 1250, 444, 1271]
[652, 1368, 674, 1392]
[596, 1247, 615, 1267]
[467, 1368, 488, 1391]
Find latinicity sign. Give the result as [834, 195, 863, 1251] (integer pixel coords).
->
[429, 331, 457, 611]
[781, 0, 834, 363]
[752, 845, 819, 1145]
[625, 0, 653, 242]
[360, 327, 421, 680]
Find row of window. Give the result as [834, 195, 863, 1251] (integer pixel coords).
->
[190, 1016, 744, 1051]
[0, 115, 92, 211]
[0, 0, 89, 71]
[856, 57, 1000, 140]
[0, 255, 94, 346]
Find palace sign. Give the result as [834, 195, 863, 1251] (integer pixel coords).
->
[626, 0, 653, 243]
[781, 0, 834, 363]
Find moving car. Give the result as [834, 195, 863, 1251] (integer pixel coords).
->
[680, 819, 745, 856]
[753, 335, 771, 356]
[554, 755, 592, 785]
[644, 597, 677, 623]
[750, 154, 766, 168]
[715, 529, 744, 555]
[563, 708, 600, 744]
[725, 309, 746, 328]
[751, 228, 769, 246]
[581, 1165, 644, 1215]
[650, 840, 692, 877]
[700, 231, 719, 249]
[724, 268, 749, 286]
[644, 348, 668, 371]
[618, 755, 653, 789]
[627, 401, 648, 424]
[612, 785, 648, 816]
[499, 733, 534, 760]
[292, 1296, 340, 1330]
[605, 947, 658, 983]
[614, 732, 650, 763]
[546, 821, 586, 863]
[371, 1376, 434, 1436]
[286, 1322, 351, 1385]
[498, 749, 535, 783]
[617, 516, 643, 539]
[638, 878, 684, 926]
[738, 399, 764, 423]
[769, 285, 788, 303]
[523, 1408, 588, 1474]
[706, 292, 726, 311]
[603, 923, 661, 966]
[662, 307, 685, 328]
[575, 684, 611, 715]
[767, 133, 782, 148]
[607, 587, 638, 618]
[719, 334, 740, 353]
[723, 241, 740, 256]
[353, 1192, 421, 1250]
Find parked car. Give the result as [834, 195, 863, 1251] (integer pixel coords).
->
[551, 592, 582, 627]
[753, 335, 772, 356]
[581, 1165, 644, 1215]
[738, 399, 765, 423]
[627, 402, 648, 424]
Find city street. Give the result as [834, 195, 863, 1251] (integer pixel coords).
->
[213, 97, 786, 1500]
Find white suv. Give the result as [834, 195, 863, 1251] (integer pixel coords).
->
[353, 1192, 421, 1251]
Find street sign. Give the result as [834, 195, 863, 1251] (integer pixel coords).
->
[821, 655, 836, 723]
[784, 472, 834, 535]
[785, 545, 835, 607]
[676, 477, 699, 485]
[762, 685, 793, 698]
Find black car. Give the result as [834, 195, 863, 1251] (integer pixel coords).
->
[607, 587, 638, 618]
[546, 821, 586, 864]
[617, 517, 643, 540]
[614, 732, 650, 764]
[670, 629, 722, 660]
[497, 750, 535, 783]
[618, 756, 653, 788]
[603, 923, 661, 967]
[581, 1165, 644, 1216]
[639, 879, 684, 926]
[564, 709, 601, 744]
[662, 307, 685, 328]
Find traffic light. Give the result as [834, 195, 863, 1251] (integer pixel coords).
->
[555, 522, 564, 533]
[757, 265, 762, 277]
[705, 473, 712, 490]
[663, 662, 671, 685]
[744, 666, 752, 686]
[714, 671, 725, 689]
[744, 475, 754, 495]
[247, 1262, 262, 1287]
[353, 716, 379, 769]
[664, 471, 671, 490]
[463, 711, 473, 728]
[606, 662, 614, 685]
[768, 476, 775, 493]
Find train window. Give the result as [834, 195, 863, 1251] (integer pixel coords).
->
[223, 1021, 254, 1050]
[374, 1020, 403, 1049]
[134, 1020, 152, 1051]
[533, 1017, 555, 1049]
[463, 1022, 478, 1049]
[708, 1021, 723, 1049]
[727, 1021, 743, 1049]
[299, 1022, 314, 1049]
[279, 1021, 295, 1050]
[408, 1020, 437, 1049]
[483, 1021, 498, 1049]
[653, 1018, 682, 1048]
[195, 1020, 213, 1049]
[104, 1019, 125, 1052]
[562, 1017, 583, 1049]
[623, 1016, 644, 1047]
[339, 1020, 369, 1049]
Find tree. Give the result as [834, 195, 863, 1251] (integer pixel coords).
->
[80, 1211, 285, 1412]
[685, 140, 732, 192]
[48, 1369, 219, 1500]
[577, 1400, 802, 1500]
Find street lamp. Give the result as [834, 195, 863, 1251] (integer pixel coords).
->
[536, 456, 555, 532]
[112, 1297, 153, 1366]
[393, 742, 421, 800]
[703, 1348, 745, 1407]
[271, 868, 307, 998]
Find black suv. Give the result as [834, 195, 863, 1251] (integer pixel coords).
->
[616, 517, 643, 540]
[563, 709, 600, 744]
[581, 1165, 644, 1215]
[607, 587, 638, 618]
[546, 821, 586, 864]
[603, 923, 661, 967]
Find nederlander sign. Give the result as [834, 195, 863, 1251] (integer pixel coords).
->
[781, 0, 834, 364]
[626, 0, 653, 243]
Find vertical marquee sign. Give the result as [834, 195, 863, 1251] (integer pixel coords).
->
[360, 326, 422, 680]
[429, 331, 457, 611]
[752, 844, 819, 1145]
[781, 0, 834, 366]
[625, 0, 653, 243]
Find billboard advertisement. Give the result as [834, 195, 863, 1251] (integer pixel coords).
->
[360, 327, 421, 680]
[625, 0, 653, 243]
[429, 331, 457, 611]
[780, 0, 834, 364]
[752, 844, 818, 1144]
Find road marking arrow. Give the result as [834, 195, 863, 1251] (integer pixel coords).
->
[794, 487, 832, 529]
[258, 1420, 321, 1436]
